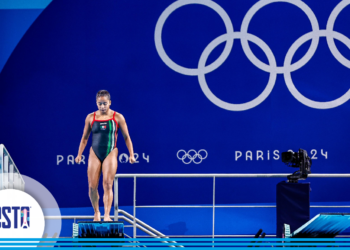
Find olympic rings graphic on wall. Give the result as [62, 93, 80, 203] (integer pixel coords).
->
[155, 0, 350, 111]
[177, 149, 208, 164]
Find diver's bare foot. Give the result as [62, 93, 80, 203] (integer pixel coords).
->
[93, 212, 101, 221]
[103, 216, 113, 222]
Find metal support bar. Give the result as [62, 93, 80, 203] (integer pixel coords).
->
[135, 205, 350, 208]
[212, 177, 215, 247]
[119, 210, 183, 247]
[136, 205, 213, 208]
[136, 205, 276, 208]
[120, 209, 172, 238]
[133, 176, 137, 239]
[121, 216, 177, 247]
[0, 144, 25, 191]
[4, 155, 8, 189]
[113, 173, 350, 240]
[0, 144, 2, 190]
[212, 176, 215, 239]
[116, 173, 350, 178]
[114, 177, 118, 221]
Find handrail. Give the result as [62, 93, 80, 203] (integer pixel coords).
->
[0, 144, 25, 191]
[119, 210, 183, 247]
[46, 214, 179, 245]
[115, 173, 350, 178]
[135, 205, 350, 208]
[119, 210, 176, 239]
[50, 213, 181, 246]
[114, 173, 350, 239]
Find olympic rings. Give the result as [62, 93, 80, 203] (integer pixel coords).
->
[198, 32, 277, 111]
[177, 150, 208, 164]
[155, 0, 234, 76]
[155, 0, 350, 111]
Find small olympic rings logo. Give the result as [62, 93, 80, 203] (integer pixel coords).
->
[177, 149, 208, 164]
[155, 0, 350, 111]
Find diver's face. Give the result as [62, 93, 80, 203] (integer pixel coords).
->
[96, 96, 111, 114]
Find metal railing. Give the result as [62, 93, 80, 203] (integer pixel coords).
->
[0, 144, 25, 191]
[50, 214, 181, 246]
[114, 173, 350, 238]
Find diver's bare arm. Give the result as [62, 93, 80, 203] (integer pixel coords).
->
[75, 115, 92, 163]
[118, 115, 135, 163]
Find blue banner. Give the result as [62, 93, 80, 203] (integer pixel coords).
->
[1, 0, 350, 207]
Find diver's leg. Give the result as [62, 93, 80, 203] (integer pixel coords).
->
[102, 148, 119, 221]
[88, 147, 102, 221]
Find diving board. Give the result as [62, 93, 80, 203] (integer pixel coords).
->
[284, 213, 350, 238]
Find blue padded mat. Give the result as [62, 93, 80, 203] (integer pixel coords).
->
[291, 213, 350, 238]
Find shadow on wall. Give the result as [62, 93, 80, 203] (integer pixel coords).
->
[161, 222, 188, 235]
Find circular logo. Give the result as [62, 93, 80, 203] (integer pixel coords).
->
[0, 189, 45, 238]
[155, 0, 350, 110]
[119, 153, 129, 163]
[177, 149, 208, 164]
[22, 174, 62, 238]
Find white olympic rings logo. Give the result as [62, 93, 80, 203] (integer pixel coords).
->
[177, 149, 208, 164]
[155, 0, 350, 111]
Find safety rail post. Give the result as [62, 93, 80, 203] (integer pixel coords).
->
[133, 176, 137, 240]
[212, 176, 216, 247]
[114, 176, 119, 221]
[0, 144, 2, 190]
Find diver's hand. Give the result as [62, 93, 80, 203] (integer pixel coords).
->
[75, 155, 82, 164]
[129, 155, 136, 164]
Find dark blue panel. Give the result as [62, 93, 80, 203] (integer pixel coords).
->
[276, 181, 310, 237]
[0, 0, 349, 209]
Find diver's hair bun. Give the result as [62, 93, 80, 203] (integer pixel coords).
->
[96, 90, 111, 100]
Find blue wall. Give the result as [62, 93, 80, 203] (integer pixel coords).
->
[1, 0, 350, 211]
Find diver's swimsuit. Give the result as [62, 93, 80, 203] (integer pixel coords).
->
[91, 111, 119, 163]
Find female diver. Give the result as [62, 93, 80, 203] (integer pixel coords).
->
[75, 90, 136, 221]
